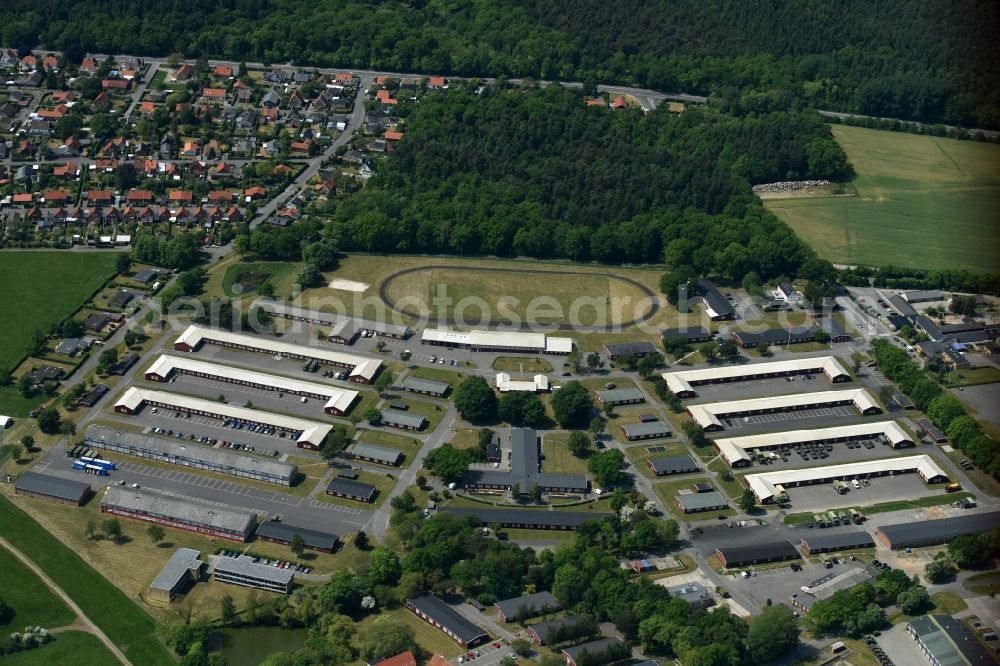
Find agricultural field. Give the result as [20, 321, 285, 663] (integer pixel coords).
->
[765, 125, 1000, 272]
[0, 252, 119, 374]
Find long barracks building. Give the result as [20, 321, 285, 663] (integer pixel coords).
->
[145, 354, 360, 415]
[84, 425, 297, 486]
[421, 328, 574, 354]
[172, 324, 382, 383]
[257, 301, 413, 340]
[101, 485, 257, 541]
[462, 428, 588, 496]
[113, 386, 333, 450]
[661, 356, 851, 398]
[687, 388, 881, 431]
[713, 421, 914, 468]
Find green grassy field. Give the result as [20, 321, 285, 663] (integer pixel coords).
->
[492, 356, 553, 373]
[0, 495, 174, 665]
[0, 546, 76, 629]
[1, 631, 121, 666]
[221, 261, 296, 297]
[541, 432, 591, 475]
[0, 252, 118, 373]
[765, 125, 1000, 271]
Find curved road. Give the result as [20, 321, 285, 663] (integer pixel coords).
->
[379, 264, 660, 331]
[0, 536, 131, 666]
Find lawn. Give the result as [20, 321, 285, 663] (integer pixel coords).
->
[393, 397, 447, 432]
[492, 356, 554, 373]
[766, 125, 1000, 272]
[945, 366, 1000, 387]
[541, 433, 592, 475]
[0, 252, 119, 373]
[406, 366, 469, 392]
[1, 631, 120, 666]
[964, 571, 1000, 596]
[357, 607, 473, 659]
[929, 591, 968, 615]
[221, 262, 296, 298]
[0, 494, 174, 665]
[0, 546, 76, 629]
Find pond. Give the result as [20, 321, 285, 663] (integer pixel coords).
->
[210, 625, 309, 664]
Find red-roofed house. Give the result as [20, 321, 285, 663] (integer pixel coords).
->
[140, 101, 156, 115]
[81, 57, 98, 74]
[213, 65, 233, 78]
[201, 88, 227, 101]
[21, 55, 36, 70]
[42, 190, 70, 205]
[428, 76, 446, 89]
[102, 79, 129, 90]
[42, 55, 59, 71]
[54, 162, 79, 179]
[384, 130, 404, 142]
[244, 186, 267, 200]
[85, 190, 113, 204]
[173, 64, 194, 80]
[208, 190, 233, 203]
[376, 89, 397, 105]
[168, 190, 193, 203]
[586, 98, 606, 107]
[13, 193, 33, 204]
[127, 189, 154, 203]
[611, 96, 628, 110]
[334, 72, 353, 82]
[377, 651, 417, 666]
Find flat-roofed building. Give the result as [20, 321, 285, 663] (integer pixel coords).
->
[687, 388, 881, 431]
[496, 373, 549, 393]
[562, 637, 627, 666]
[800, 531, 875, 554]
[101, 485, 257, 541]
[602, 341, 658, 360]
[917, 418, 947, 443]
[405, 594, 490, 647]
[744, 455, 948, 503]
[658, 326, 712, 343]
[791, 567, 876, 613]
[421, 328, 573, 354]
[14, 471, 93, 506]
[901, 289, 943, 303]
[84, 425, 297, 486]
[443, 507, 610, 531]
[674, 490, 727, 513]
[350, 441, 403, 466]
[214, 554, 293, 594]
[876, 511, 1000, 549]
[646, 455, 698, 476]
[172, 324, 381, 383]
[620, 420, 670, 441]
[149, 548, 205, 602]
[494, 591, 560, 622]
[113, 386, 333, 450]
[400, 376, 450, 397]
[662, 356, 851, 398]
[665, 582, 713, 610]
[255, 521, 339, 552]
[144, 355, 360, 415]
[713, 421, 914, 467]
[381, 408, 426, 431]
[715, 541, 799, 568]
[463, 429, 588, 495]
[595, 387, 644, 406]
[257, 301, 412, 339]
[325, 477, 377, 503]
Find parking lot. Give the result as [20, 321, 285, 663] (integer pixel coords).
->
[449, 639, 510, 666]
[778, 473, 939, 513]
[723, 405, 855, 430]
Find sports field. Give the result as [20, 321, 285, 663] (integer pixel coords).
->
[765, 125, 1000, 272]
[0, 252, 119, 373]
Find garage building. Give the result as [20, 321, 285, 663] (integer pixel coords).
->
[713, 421, 914, 468]
[595, 387, 644, 406]
[172, 324, 382, 383]
[674, 491, 728, 513]
[687, 388, 881, 431]
[646, 455, 699, 476]
[400, 376, 450, 397]
[325, 477, 377, 503]
[662, 356, 851, 398]
[84, 425, 297, 486]
[715, 541, 800, 568]
[620, 420, 671, 441]
[381, 408, 426, 431]
[744, 455, 949, 504]
[101, 485, 257, 542]
[145, 355, 360, 415]
[14, 471, 93, 506]
[350, 441, 403, 466]
[255, 521, 339, 552]
[113, 386, 333, 450]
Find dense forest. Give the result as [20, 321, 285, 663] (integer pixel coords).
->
[2, 0, 998, 127]
[328, 84, 838, 279]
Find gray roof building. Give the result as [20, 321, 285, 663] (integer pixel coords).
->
[101, 485, 257, 541]
[255, 521, 339, 552]
[715, 541, 800, 568]
[406, 594, 490, 647]
[876, 511, 1000, 549]
[350, 441, 403, 466]
[902, 289, 943, 303]
[133, 268, 163, 284]
[674, 491, 727, 513]
[603, 341, 659, 359]
[647, 455, 698, 476]
[907, 614, 995, 666]
[665, 582, 713, 609]
[801, 531, 876, 554]
[620, 420, 671, 440]
[463, 429, 588, 494]
[443, 507, 610, 530]
[381, 408, 426, 430]
[696, 279, 735, 320]
[494, 591, 560, 622]
[214, 554, 293, 594]
[562, 637, 626, 666]
[149, 548, 204, 601]
[325, 477, 377, 502]
[659, 326, 712, 343]
[401, 376, 449, 397]
[84, 425, 296, 486]
[526, 615, 593, 645]
[14, 471, 92, 505]
[595, 387, 644, 405]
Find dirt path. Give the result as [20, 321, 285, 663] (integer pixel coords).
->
[0, 536, 132, 666]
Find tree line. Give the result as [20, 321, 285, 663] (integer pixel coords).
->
[3, 0, 997, 127]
